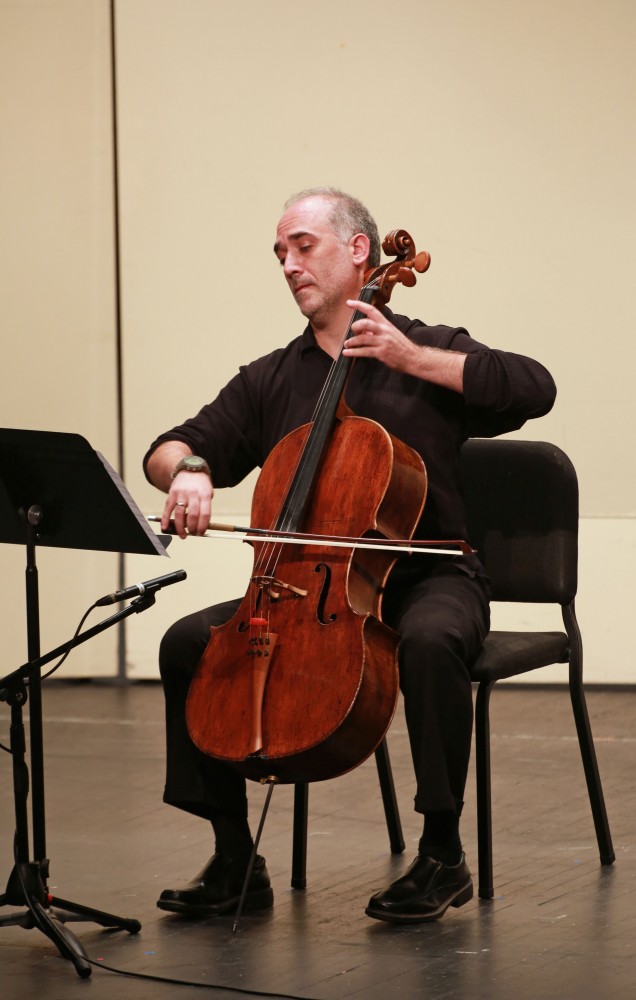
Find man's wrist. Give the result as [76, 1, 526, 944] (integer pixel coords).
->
[171, 455, 212, 478]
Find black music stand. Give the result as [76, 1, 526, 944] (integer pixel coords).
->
[0, 429, 170, 977]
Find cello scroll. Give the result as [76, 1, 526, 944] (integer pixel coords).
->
[365, 229, 431, 307]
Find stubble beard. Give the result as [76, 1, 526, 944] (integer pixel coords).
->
[297, 281, 349, 331]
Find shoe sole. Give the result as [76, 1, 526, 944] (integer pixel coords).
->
[157, 887, 274, 917]
[365, 881, 473, 924]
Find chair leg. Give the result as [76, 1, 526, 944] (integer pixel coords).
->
[564, 605, 615, 865]
[291, 739, 403, 890]
[291, 783, 308, 890]
[475, 680, 495, 900]
[569, 679, 615, 863]
[374, 739, 405, 855]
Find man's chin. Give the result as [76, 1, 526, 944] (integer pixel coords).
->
[294, 290, 331, 326]
[296, 297, 318, 321]
[294, 289, 313, 310]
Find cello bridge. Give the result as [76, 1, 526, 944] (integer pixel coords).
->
[251, 574, 308, 600]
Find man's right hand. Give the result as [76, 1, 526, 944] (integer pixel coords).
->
[163, 470, 213, 539]
[146, 442, 214, 539]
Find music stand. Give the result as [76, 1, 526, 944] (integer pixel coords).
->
[0, 428, 171, 977]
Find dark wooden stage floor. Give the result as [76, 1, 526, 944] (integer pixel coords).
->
[0, 682, 633, 999]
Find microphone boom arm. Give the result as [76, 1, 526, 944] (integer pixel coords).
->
[0, 576, 185, 699]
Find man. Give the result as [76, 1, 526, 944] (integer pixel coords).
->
[144, 187, 556, 923]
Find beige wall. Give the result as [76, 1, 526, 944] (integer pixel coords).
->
[1, 0, 121, 676]
[1, 0, 634, 682]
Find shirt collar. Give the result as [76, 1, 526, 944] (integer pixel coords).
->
[299, 323, 320, 354]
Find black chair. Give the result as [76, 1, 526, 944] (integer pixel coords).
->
[461, 438, 615, 899]
[291, 439, 615, 896]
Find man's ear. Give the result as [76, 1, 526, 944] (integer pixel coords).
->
[350, 232, 371, 268]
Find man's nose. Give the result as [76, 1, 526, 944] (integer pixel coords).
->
[283, 252, 302, 278]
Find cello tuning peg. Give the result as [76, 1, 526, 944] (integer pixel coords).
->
[397, 267, 417, 286]
[413, 251, 431, 273]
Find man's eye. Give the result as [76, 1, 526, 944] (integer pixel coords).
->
[300, 245, 311, 253]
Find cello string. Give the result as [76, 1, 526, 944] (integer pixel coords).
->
[251, 276, 381, 588]
[272, 283, 377, 542]
[253, 278, 383, 591]
[249, 296, 362, 580]
[250, 285, 365, 580]
[270, 273, 380, 532]
[303, 273, 378, 425]
[252, 295, 373, 587]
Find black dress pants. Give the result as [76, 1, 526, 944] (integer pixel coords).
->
[158, 561, 490, 822]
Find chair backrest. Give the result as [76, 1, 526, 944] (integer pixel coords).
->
[460, 439, 578, 605]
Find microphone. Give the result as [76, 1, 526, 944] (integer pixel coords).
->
[95, 570, 187, 607]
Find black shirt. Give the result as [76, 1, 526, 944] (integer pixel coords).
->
[144, 309, 556, 546]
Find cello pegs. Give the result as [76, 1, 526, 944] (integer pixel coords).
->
[414, 250, 431, 273]
[397, 267, 417, 286]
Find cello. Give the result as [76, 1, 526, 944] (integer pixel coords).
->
[185, 231, 435, 786]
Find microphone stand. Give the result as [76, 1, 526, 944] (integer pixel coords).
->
[0, 560, 162, 979]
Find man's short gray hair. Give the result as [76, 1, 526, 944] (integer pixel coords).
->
[284, 187, 381, 268]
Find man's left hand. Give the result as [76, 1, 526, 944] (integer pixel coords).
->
[343, 298, 466, 392]
[343, 299, 422, 374]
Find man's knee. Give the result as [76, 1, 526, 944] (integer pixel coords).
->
[160, 613, 209, 683]
[399, 629, 467, 688]
[397, 581, 488, 677]
[159, 600, 242, 683]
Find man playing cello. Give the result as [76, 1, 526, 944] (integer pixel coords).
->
[144, 187, 556, 923]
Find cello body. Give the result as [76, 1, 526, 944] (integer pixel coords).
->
[185, 413, 427, 784]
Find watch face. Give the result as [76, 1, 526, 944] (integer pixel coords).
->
[172, 455, 210, 479]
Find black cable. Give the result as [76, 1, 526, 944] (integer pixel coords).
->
[38, 603, 98, 681]
[1, 601, 99, 750]
[86, 957, 320, 999]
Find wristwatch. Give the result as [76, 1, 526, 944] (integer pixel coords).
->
[171, 455, 211, 478]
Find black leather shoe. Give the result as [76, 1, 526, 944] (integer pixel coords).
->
[365, 853, 473, 924]
[157, 853, 273, 917]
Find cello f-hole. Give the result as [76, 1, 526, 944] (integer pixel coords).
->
[314, 563, 337, 625]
